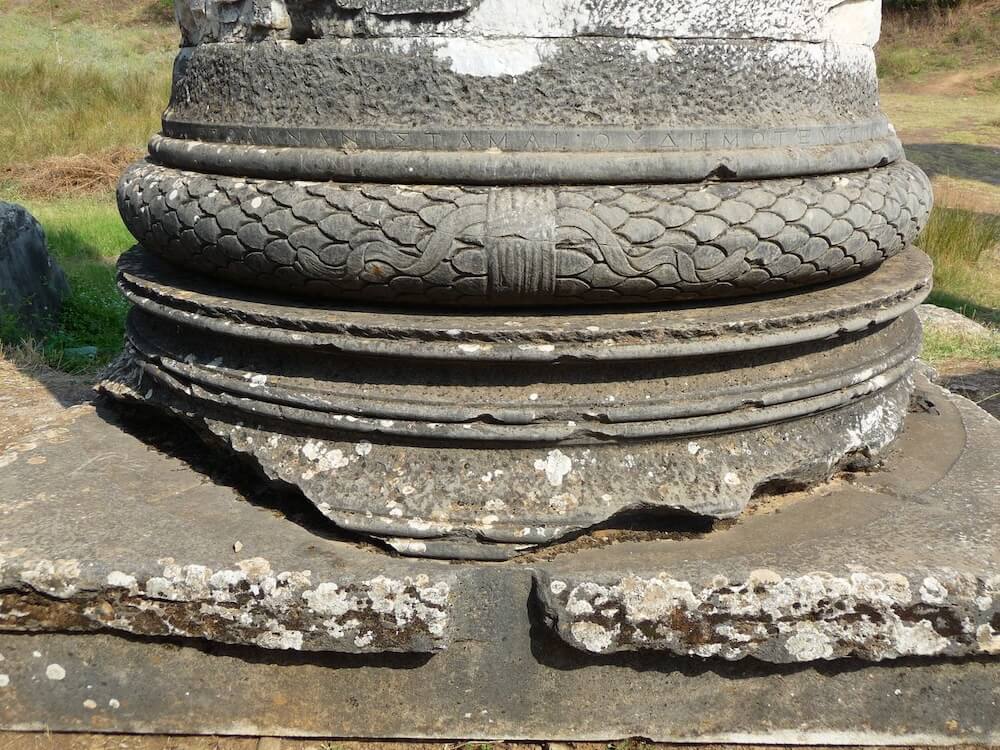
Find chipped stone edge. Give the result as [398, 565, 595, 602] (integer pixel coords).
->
[0, 553, 453, 654]
[535, 569, 1000, 663]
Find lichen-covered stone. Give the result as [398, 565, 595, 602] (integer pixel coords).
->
[537, 570, 1000, 662]
[0, 552, 453, 654]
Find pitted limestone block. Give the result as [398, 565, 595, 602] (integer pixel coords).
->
[159, 36, 894, 184]
[536, 570, 1000, 662]
[118, 160, 931, 305]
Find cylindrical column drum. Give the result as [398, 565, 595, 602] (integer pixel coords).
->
[107, 0, 933, 559]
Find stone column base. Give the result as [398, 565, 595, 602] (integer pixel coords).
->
[0, 375, 998, 740]
[100, 245, 931, 558]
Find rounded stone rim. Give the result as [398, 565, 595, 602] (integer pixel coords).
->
[149, 133, 904, 186]
[125, 311, 920, 443]
[117, 244, 933, 362]
[118, 159, 932, 308]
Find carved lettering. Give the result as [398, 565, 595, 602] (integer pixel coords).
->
[164, 121, 889, 156]
[659, 132, 679, 149]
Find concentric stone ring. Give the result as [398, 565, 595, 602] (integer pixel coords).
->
[119, 160, 930, 306]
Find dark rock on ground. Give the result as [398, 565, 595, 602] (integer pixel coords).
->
[0, 201, 69, 338]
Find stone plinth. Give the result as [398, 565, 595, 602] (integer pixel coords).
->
[4, 2, 998, 741]
[1, 369, 999, 740]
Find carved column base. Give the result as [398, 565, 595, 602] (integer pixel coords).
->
[101, 245, 931, 560]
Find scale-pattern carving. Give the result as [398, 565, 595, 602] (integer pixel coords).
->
[118, 159, 931, 306]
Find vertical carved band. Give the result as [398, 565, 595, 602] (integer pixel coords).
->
[485, 189, 558, 300]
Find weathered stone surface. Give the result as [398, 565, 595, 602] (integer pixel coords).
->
[2, 626, 1000, 743]
[0, 556, 452, 654]
[117, 159, 932, 305]
[160, 0, 900, 187]
[160, 38, 893, 184]
[918, 303, 995, 337]
[0, 202, 69, 336]
[175, 0, 291, 45]
[0, 405, 455, 654]
[175, 0, 883, 46]
[99, 246, 930, 557]
[0, 370, 999, 701]
[534, 377, 1000, 663]
[537, 570, 1000, 662]
[109, 0, 936, 570]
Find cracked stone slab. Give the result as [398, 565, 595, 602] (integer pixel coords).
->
[1, 364, 998, 667]
[535, 377, 1000, 663]
[1, 374, 1000, 741]
[0, 404, 456, 654]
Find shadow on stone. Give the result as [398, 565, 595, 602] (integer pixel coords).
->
[93, 396, 395, 553]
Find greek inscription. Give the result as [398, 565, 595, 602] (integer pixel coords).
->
[163, 121, 890, 154]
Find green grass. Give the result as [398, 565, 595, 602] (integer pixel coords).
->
[3, 196, 132, 373]
[918, 205, 1000, 325]
[922, 327, 1000, 365]
[0, 11, 172, 194]
[0, 6, 173, 372]
[878, 47, 960, 80]
[878, 0, 1000, 81]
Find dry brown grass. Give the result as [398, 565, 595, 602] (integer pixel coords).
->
[2, 146, 143, 199]
[0, 0, 175, 29]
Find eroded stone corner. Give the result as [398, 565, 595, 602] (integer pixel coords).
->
[0, 550, 454, 654]
[533, 569, 1000, 663]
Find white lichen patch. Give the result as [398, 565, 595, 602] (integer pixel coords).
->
[544, 569, 1000, 663]
[17, 559, 82, 597]
[3, 555, 453, 654]
[534, 449, 573, 487]
[301, 441, 351, 473]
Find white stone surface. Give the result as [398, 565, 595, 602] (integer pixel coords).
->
[176, 0, 882, 46]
